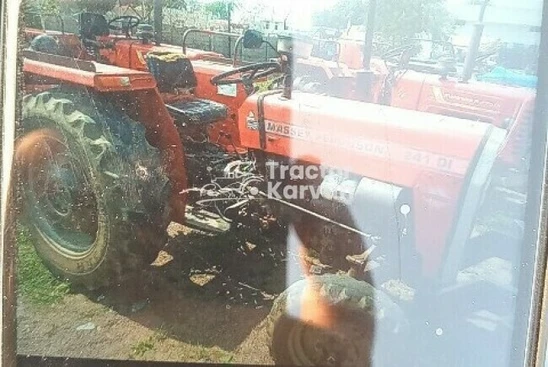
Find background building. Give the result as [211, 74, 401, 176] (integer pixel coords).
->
[447, 0, 543, 47]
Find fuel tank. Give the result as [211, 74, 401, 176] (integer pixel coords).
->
[239, 91, 507, 276]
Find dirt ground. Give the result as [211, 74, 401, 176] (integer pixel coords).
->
[17, 223, 300, 364]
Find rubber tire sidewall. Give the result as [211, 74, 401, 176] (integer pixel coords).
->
[19, 123, 112, 278]
[267, 274, 404, 366]
[18, 89, 170, 289]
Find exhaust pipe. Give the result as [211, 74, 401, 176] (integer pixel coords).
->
[362, 0, 376, 69]
[461, 0, 490, 82]
[357, 0, 377, 102]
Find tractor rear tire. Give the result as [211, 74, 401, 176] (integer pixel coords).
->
[17, 89, 171, 290]
[266, 274, 404, 366]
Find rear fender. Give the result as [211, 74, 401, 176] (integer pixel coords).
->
[112, 89, 188, 224]
[23, 57, 188, 223]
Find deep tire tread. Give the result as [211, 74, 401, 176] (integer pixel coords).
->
[266, 274, 402, 366]
[21, 88, 171, 290]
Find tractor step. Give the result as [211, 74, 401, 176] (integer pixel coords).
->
[184, 206, 231, 233]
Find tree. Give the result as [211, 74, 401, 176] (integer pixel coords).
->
[312, 0, 366, 31]
[204, 0, 240, 57]
[22, 0, 193, 31]
[22, 0, 61, 29]
[57, 0, 189, 21]
[115, 0, 188, 22]
[313, 0, 454, 48]
[64, 0, 118, 14]
[183, 0, 200, 12]
[234, 0, 266, 28]
[23, 0, 59, 14]
[204, 0, 239, 21]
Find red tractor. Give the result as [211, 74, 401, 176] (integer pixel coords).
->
[281, 0, 537, 166]
[18, 10, 530, 366]
[298, 36, 536, 128]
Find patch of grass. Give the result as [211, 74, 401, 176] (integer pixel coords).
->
[129, 332, 236, 362]
[131, 336, 156, 358]
[17, 225, 71, 305]
[194, 345, 235, 363]
[153, 325, 170, 342]
[220, 353, 235, 364]
[130, 328, 170, 358]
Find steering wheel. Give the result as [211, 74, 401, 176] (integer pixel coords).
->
[380, 44, 416, 66]
[211, 62, 281, 87]
[108, 16, 140, 34]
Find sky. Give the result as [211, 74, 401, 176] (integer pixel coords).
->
[197, 0, 339, 29]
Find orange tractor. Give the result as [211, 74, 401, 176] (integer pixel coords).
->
[285, 0, 537, 149]
[17, 10, 531, 366]
[299, 36, 536, 128]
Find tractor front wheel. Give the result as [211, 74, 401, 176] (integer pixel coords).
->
[266, 274, 405, 366]
[16, 89, 171, 290]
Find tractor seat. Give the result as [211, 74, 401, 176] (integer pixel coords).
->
[146, 52, 228, 126]
[166, 99, 228, 126]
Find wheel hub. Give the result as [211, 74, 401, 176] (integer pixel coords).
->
[41, 164, 78, 218]
[311, 329, 358, 365]
[290, 322, 362, 366]
[22, 129, 99, 255]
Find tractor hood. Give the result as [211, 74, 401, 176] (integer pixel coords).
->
[393, 71, 536, 129]
[239, 91, 500, 187]
[239, 91, 508, 275]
